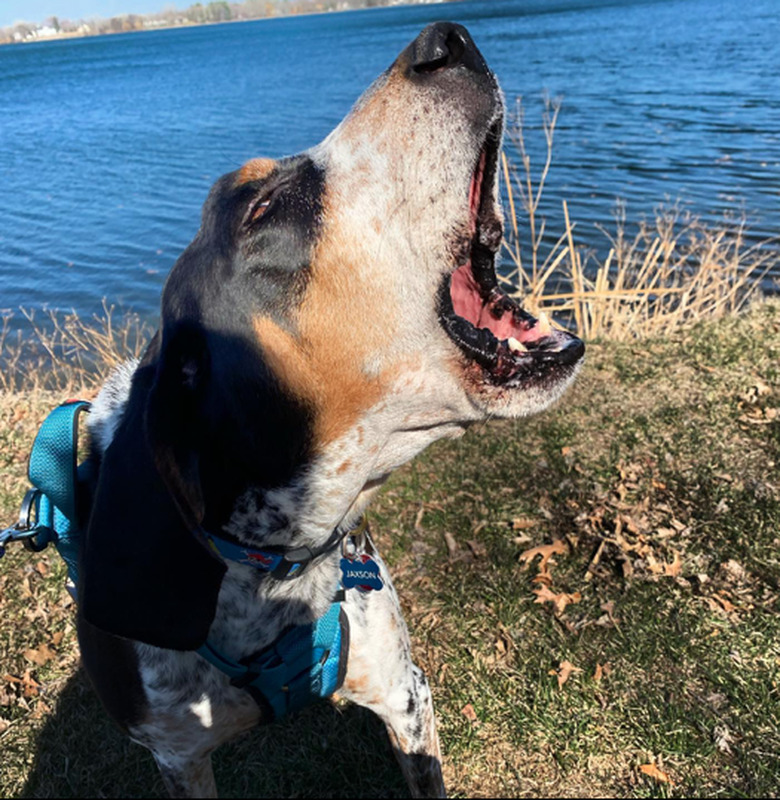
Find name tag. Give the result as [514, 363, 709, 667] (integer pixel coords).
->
[340, 554, 383, 592]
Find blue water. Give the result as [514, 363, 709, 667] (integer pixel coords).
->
[1, 0, 779, 323]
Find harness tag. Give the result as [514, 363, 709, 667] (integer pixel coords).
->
[340, 553, 383, 593]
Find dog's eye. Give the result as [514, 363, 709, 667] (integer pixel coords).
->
[246, 198, 271, 225]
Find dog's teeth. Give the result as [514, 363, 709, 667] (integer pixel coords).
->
[507, 337, 527, 353]
[537, 311, 552, 336]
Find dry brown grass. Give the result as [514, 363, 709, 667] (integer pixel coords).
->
[0, 300, 151, 395]
[500, 96, 779, 340]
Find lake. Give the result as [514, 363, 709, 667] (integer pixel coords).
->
[1, 0, 778, 325]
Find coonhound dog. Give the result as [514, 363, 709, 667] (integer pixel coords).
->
[77, 22, 584, 798]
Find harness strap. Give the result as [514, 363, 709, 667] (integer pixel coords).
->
[0, 400, 90, 583]
[196, 601, 349, 720]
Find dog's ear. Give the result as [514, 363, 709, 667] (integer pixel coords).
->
[145, 322, 209, 531]
[79, 328, 226, 650]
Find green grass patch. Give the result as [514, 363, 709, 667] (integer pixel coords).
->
[1, 300, 779, 797]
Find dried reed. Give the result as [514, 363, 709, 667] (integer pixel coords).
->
[0, 300, 151, 394]
[501, 97, 779, 340]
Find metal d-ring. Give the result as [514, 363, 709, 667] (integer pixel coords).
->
[16, 489, 52, 552]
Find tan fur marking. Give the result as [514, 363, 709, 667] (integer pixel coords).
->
[236, 158, 277, 186]
[252, 313, 385, 448]
[345, 673, 369, 693]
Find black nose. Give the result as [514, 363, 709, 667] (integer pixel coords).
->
[408, 22, 489, 75]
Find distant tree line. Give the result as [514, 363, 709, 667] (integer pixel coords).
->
[0, 0, 452, 44]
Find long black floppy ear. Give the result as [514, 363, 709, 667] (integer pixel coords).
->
[79, 327, 226, 650]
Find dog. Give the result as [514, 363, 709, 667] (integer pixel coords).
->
[76, 22, 584, 798]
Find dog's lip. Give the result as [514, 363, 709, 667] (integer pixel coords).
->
[438, 272, 585, 382]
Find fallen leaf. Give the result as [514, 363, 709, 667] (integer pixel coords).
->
[51, 631, 64, 647]
[460, 703, 479, 725]
[593, 663, 604, 681]
[639, 762, 672, 785]
[466, 539, 487, 559]
[664, 551, 683, 577]
[741, 377, 771, 404]
[443, 532, 459, 559]
[534, 585, 581, 615]
[23, 644, 55, 667]
[34, 561, 49, 577]
[713, 724, 734, 754]
[721, 559, 748, 583]
[550, 660, 582, 689]
[31, 700, 51, 720]
[710, 593, 737, 613]
[531, 570, 554, 587]
[518, 540, 567, 571]
[20, 670, 40, 698]
[511, 518, 537, 531]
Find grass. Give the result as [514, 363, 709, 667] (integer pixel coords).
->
[1, 108, 779, 795]
[1, 299, 778, 797]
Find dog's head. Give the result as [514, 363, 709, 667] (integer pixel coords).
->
[162, 21, 582, 458]
[82, 24, 584, 648]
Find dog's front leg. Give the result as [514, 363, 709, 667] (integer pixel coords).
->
[340, 557, 446, 798]
[151, 750, 217, 799]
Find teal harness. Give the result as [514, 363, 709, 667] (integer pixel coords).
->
[0, 400, 354, 721]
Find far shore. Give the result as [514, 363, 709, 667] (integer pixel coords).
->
[0, 0, 453, 47]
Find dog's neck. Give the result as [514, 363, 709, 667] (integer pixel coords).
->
[222, 364, 473, 551]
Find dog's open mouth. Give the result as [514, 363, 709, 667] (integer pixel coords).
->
[438, 126, 585, 385]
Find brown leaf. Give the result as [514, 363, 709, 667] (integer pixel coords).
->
[460, 703, 479, 725]
[20, 670, 40, 698]
[466, 539, 487, 559]
[664, 551, 683, 577]
[534, 586, 581, 615]
[710, 593, 737, 613]
[34, 560, 49, 577]
[550, 660, 582, 689]
[639, 762, 672, 785]
[31, 700, 51, 719]
[511, 518, 537, 531]
[593, 662, 604, 682]
[531, 570, 554, 587]
[518, 540, 567, 571]
[51, 631, 64, 647]
[23, 644, 55, 667]
[600, 601, 620, 626]
[442, 532, 459, 559]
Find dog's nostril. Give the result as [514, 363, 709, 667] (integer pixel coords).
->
[411, 23, 469, 74]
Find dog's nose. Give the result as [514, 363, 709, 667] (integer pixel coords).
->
[407, 22, 489, 75]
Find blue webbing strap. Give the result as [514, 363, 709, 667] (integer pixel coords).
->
[196, 601, 346, 720]
[3, 400, 91, 583]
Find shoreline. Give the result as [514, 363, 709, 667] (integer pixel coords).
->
[0, 0, 456, 47]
